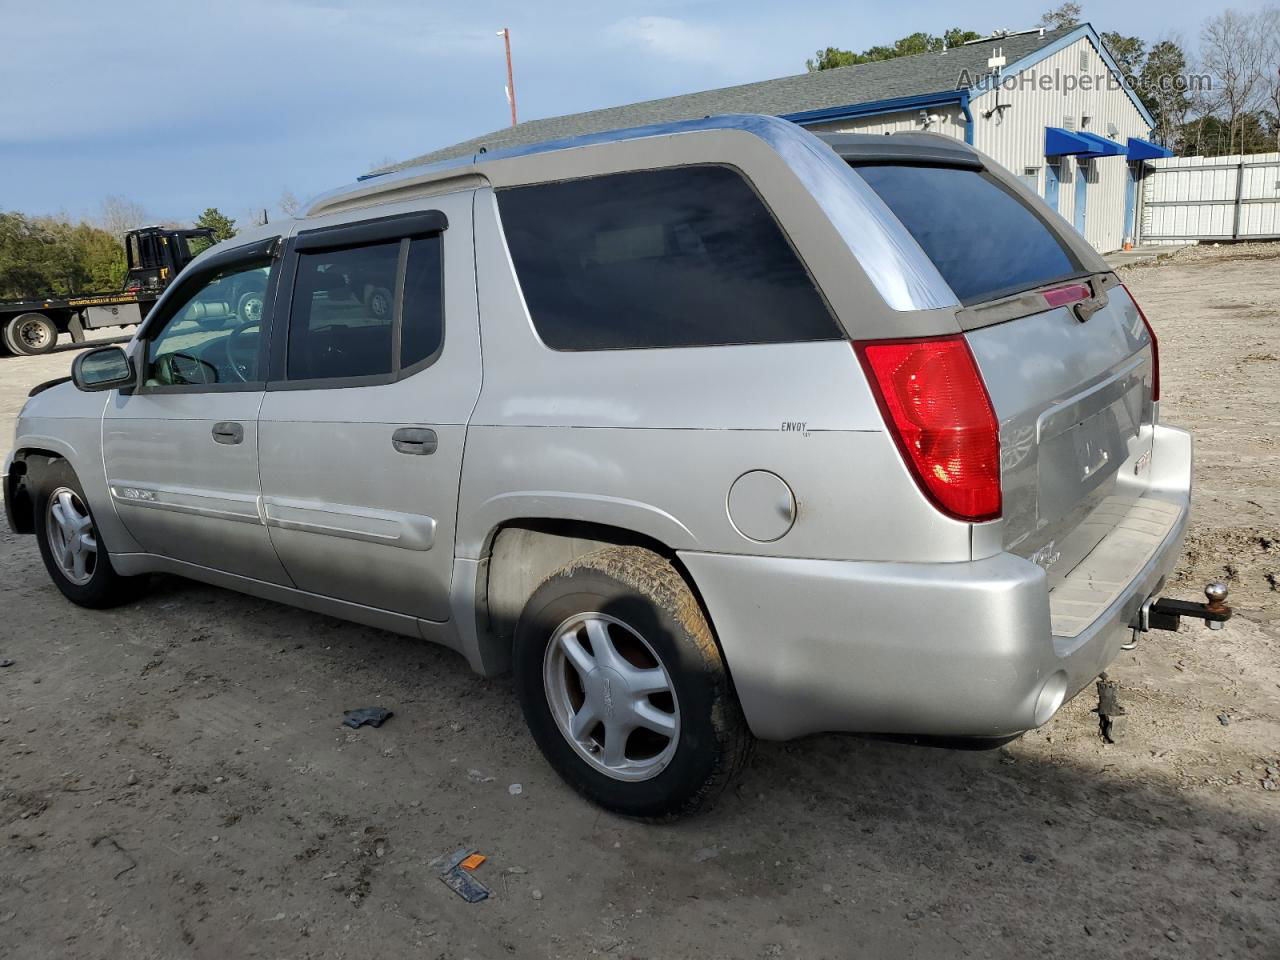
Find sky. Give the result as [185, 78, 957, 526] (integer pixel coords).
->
[0, 0, 1264, 226]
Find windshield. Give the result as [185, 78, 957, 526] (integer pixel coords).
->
[853, 163, 1083, 306]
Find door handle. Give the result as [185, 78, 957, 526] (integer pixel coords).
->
[392, 427, 437, 455]
[212, 421, 244, 445]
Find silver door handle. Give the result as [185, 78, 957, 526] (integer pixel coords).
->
[392, 427, 437, 455]
[212, 422, 244, 445]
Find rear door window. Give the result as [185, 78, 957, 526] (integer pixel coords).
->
[497, 165, 839, 350]
[853, 164, 1083, 305]
[283, 234, 444, 384]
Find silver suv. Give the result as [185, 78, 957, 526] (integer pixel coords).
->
[4, 115, 1190, 818]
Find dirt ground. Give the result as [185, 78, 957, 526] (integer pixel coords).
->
[1, 247, 1277, 960]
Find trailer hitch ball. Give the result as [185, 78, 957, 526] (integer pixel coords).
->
[1136, 582, 1233, 633]
[1204, 582, 1229, 630]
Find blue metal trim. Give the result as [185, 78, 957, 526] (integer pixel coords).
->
[1076, 130, 1127, 157]
[782, 90, 967, 127]
[958, 90, 974, 145]
[1045, 126, 1092, 156]
[1126, 137, 1173, 162]
[992, 23, 1156, 129]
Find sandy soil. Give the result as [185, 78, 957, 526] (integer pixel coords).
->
[1, 248, 1277, 959]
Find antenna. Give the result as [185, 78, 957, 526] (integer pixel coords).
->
[497, 28, 518, 127]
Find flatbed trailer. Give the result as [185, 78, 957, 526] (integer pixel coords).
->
[0, 226, 213, 356]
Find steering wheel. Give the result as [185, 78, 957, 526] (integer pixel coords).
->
[223, 319, 261, 383]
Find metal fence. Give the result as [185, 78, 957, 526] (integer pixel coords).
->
[1138, 153, 1280, 245]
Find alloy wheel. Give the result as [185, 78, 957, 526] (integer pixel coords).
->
[45, 487, 98, 585]
[542, 612, 680, 782]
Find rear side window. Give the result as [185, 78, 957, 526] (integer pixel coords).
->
[497, 166, 839, 350]
[854, 164, 1082, 306]
[285, 235, 443, 383]
[288, 241, 400, 381]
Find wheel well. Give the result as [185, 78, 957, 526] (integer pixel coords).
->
[482, 519, 720, 677]
[4, 449, 64, 534]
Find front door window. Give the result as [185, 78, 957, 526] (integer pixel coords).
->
[146, 262, 272, 387]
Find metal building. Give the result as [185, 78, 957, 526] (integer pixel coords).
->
[378, 22, 1170, 254]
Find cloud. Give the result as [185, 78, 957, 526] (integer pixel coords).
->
[608, 16, 727, 67]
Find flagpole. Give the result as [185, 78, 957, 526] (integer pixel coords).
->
[498, 27, 518, 127]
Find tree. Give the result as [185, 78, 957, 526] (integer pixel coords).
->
[278, 188, 301, 218]
[0, 211, 126, 299]
[1200, 9, 1266, 154]
[944, 28, 982, 48]
[1260, 5, 1280, 150]
[99, 195, 149, 240]
[1139, 39, 1193, 149]
[1100, 32, 1146, 80]
[806, 27, 981, 71]
[194, 207, 237, 243]
[1038, 3, 1082, 30]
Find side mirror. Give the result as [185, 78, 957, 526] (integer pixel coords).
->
[71, 346, 135, 392]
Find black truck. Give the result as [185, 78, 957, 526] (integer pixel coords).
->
[0, 225, 215, 356]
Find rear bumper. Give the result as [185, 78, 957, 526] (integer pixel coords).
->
[680, 425, 1192, 741]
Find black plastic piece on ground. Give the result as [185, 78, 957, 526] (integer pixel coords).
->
[342, 706, 393, 729]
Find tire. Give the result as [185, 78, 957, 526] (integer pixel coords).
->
[32, 460, 145, 608]
[237, 289, 265, 325]
[514, 546, 752, 819]
[4, 313, 59, 356]
[365, 286, 393, 320]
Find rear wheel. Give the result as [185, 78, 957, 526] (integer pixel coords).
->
[514, 546, 752, 819]
[33, 460, 145, 608]
[4, 313, 59, 356]
[237, 289, 265, 325]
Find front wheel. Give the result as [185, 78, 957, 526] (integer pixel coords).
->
[3, 313, 59, 356]
[33, 460, 145, 608]
[514, 546, 752, 819]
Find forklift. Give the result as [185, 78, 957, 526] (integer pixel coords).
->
[0, 225, 215, 356]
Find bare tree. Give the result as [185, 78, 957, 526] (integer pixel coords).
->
[98, 195, 150, 239]
[278, 188, 301, 218]
[1261, 6, 1280, 151]
[1200, 9, 1266, 154]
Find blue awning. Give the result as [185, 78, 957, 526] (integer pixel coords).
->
[1127, 137, 1174, 162]
[1075, 131, 1127, 157]
[1045, 127, 1092, 156]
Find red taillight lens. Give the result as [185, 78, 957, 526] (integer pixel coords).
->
[1123, 283, 1159, 402]
[1042, 282, 1091, 307]
[855, 336, 1002, 522]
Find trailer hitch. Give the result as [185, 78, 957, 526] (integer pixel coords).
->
[1137, 582, 1232, 632]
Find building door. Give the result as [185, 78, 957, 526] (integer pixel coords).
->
[1123, 162, 1138, 241]
[1074, 158, 1089, 235]
[1044, 162, 1061, 212]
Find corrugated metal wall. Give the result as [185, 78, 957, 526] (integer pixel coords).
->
[806, 36, 1150, 254]
[806, 106, 968, 141]
[969, 35, 1148, 253]
[1140, 153, 1280, 244]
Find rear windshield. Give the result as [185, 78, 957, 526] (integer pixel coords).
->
[853, 164, 1083, 305]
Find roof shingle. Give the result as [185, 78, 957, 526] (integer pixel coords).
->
[376, 27, 1071, 174]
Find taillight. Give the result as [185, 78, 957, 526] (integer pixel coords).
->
[1123, 283, 1159, 402]
[855, 336, 1001, 522]
[1042, 282, 1091, 307]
